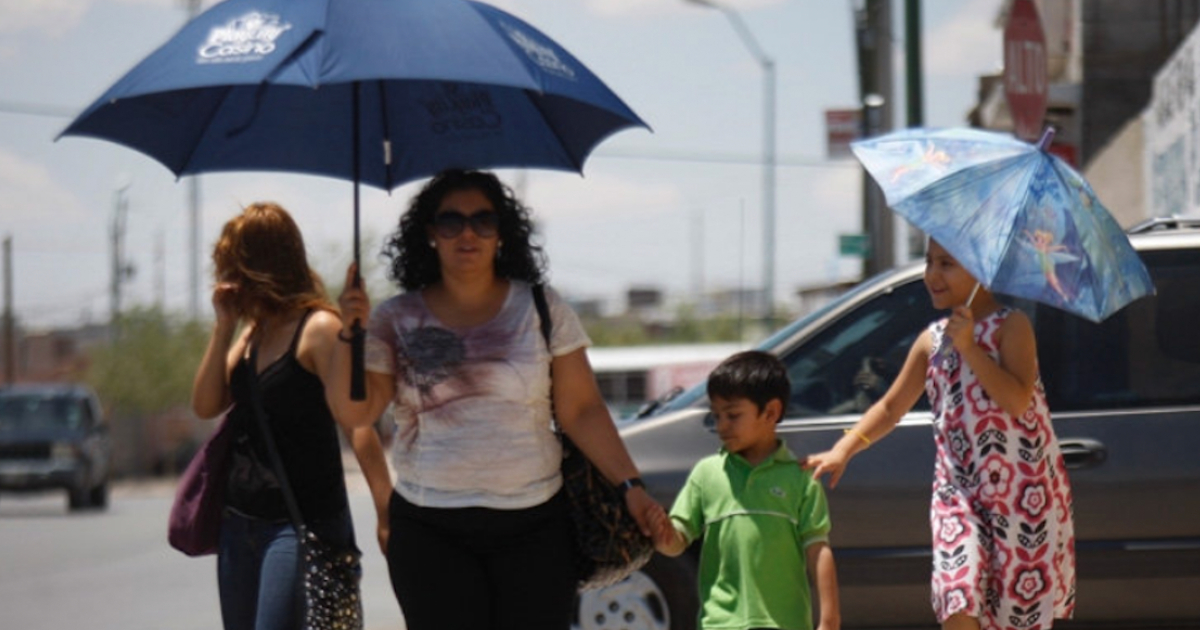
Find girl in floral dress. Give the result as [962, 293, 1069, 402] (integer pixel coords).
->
[805, 239, 1076, 630]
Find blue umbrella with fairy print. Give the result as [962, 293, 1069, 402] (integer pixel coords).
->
[850, 127, 1154, 322]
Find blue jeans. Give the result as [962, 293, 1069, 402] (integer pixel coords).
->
[217, 508, 356, 630]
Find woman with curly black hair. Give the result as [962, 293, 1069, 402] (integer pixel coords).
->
[337, 169, 665, 630]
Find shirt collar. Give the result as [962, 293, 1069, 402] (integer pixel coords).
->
[720, 440, 796, 467]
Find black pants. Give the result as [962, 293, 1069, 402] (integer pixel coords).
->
[387, 490, 576, 630]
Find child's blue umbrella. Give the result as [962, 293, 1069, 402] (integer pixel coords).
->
[851, 127, 1154, 323]
[58, 0, 649, 397]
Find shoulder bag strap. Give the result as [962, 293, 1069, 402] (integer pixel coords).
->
[531, 283, 553, 349]
[246, 344, 308, 534]
[531, 284, 563, 436]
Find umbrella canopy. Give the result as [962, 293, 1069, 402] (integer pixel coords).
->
[851, 127, 1154, 323]
[59, 0, 647, 189]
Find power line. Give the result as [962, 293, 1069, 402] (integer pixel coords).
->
[3, 100, 855, 170]
[593, 147, 857, 169]
[0, 100, 76, 119]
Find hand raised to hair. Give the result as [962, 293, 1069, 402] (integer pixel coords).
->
[212, 282, 239, 329]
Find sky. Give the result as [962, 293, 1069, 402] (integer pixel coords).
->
[0, 0, 1004, 330]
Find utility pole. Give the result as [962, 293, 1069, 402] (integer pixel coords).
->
[3, 236, 14, 385]
[110, 183, 133, 337]
[155, 229, 166, 310]
[855, 0, 895, 279]
[185, 0, 202, 320]
[905, 0, 923, 129]
[904, 0, 926, 260]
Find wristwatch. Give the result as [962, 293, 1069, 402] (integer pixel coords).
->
[616, 477, 645, 498]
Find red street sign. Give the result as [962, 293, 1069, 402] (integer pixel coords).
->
[1004, 0, 1047, 141]
[824, 109, 861, 160]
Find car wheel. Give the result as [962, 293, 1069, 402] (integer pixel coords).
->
[89, 480, 109, 510]
[67, 484, 91, 511]
[573, 554, 698, 630]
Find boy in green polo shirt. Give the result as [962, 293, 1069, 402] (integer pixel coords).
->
[650, 350, 840, 630]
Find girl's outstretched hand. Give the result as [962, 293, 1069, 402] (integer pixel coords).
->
[802, 449, 850, 489]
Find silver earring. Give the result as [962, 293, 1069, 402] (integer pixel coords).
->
[429, 240, 437, 249]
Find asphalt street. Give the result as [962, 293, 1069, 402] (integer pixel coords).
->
[0, 460, 406, 630]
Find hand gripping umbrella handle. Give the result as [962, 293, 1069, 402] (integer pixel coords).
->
[350, 320, 366, 401]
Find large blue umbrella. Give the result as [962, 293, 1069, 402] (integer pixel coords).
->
[60, 0, 646, 190]
[60, 0, 648, 396]
[850, 127, 1154, 323]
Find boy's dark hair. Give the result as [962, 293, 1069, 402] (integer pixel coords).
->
[707, 350, 790, 421]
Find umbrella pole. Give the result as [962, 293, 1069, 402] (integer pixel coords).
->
[965, 282, 981, 309]
[350, 82, 366, 401]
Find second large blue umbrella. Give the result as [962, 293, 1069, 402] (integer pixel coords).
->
[60, 0, 649, 396]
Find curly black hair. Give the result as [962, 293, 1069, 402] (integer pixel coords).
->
[382, 170, 548, 291]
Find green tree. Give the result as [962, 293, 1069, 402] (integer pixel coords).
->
[85, 306, 210, 418]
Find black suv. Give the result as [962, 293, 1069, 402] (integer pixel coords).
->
[0, 383, 111, 511]
[578, 219, 1200, 630]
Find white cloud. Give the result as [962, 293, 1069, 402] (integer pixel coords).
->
[523, 170, 685, 221]
[924, 0, 1004, 77]
[0, 149, 81, 227]
[0, 0, 181, 35]
[0, 0, 89, 35]
[545, 0, 784, 19]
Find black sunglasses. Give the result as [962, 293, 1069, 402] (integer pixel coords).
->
[431, 210, 500, 239]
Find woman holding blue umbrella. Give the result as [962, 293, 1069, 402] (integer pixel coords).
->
[337, 170, 665, 630]
[805, 238, 1077, 630]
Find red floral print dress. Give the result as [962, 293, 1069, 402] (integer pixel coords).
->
[926, 308, 1076, 629]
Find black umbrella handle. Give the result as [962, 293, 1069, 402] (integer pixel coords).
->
[350, 320, 366, 401]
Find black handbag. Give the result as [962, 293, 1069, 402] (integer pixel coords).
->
[247, 346, 364, 630]
[532, 285, 654, 591]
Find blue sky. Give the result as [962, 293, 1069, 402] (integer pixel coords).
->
[0, 0, 1002, 328]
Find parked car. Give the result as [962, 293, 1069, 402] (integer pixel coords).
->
[0, 383, 111, 511]
[578, 219, 1200, 630]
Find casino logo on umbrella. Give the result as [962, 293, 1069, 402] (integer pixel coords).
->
[197, 11, 293, 64]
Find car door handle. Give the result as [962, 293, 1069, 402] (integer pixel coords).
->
[1059, 438, 1108, 469]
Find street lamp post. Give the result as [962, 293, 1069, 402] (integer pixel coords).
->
[184, 0, 202, 321]
[685, 0, 777, 328]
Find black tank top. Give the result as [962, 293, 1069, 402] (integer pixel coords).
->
[225, 311, 349, 522]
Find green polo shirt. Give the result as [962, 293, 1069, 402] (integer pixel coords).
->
[670, 442, 831, 630]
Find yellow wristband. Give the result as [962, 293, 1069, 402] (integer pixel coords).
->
[844, 427, 872, 447]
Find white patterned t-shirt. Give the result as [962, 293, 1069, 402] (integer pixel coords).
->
[364, 281, 590, 509]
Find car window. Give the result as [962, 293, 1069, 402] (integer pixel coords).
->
[0, 395, 83, 431]
[781, 278, 938, 418]
[1021, 247, 1200, 411]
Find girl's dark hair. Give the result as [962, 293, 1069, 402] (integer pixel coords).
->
[211, 202, 332, 321]
[707, 350, 791, 421]
[382, 169, 547, 290]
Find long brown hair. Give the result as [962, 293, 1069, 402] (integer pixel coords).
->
[212, 202, 332, 321]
